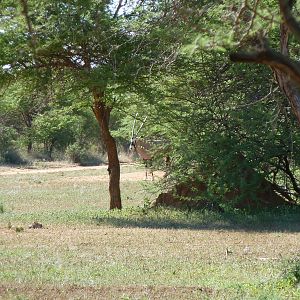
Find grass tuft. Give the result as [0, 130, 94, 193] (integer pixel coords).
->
[0, 202, 4, 213]
[282, 257, 300, 287]
[15, 226, 24, 232]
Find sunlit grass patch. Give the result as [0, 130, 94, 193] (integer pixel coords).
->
[0, 186, 149, 226]
[0, 165, 156, 225]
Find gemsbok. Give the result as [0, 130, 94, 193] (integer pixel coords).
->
[129, 115, 154, 180]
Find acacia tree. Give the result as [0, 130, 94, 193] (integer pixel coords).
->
[0, 0, 180, 209]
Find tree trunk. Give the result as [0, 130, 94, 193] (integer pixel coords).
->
[27, 140, 33, 153]
[92, 90, 122, 209]
[21, 112, 33, 154]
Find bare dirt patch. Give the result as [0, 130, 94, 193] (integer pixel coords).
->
[0, 164, 164, 181]
[0, 164, 108, 176]
[0, 284, 212, 300]
[48, 170, 164, 183]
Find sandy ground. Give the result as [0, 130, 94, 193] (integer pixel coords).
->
[0, 164, 164, 181]
[0, 164, 108, 175]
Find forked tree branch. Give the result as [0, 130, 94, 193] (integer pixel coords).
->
[230, 23, 300, 124]
[230, 0, 300, 83]
[230, 48, 300, 86]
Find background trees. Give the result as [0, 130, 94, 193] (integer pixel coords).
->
[1, 0, 300, 210]
[0, 0, 183, 209]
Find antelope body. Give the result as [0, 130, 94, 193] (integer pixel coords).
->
[130, 137, 154, 180]
[129, 114, 171, 180]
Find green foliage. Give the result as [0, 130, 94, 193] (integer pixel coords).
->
[65, 142, 88, 164]
[0, 125, 16, 156]
[0, 125, 24, 164]
[144, 50, 300, 208]
[65, 142, 102, 166]
[178, 1, 280, 53]
[282, 258, 300, 287]
[32, 108, 77, 156]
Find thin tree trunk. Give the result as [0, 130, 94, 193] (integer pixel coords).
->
[27, 140, 33, 153]
[92, 90, 122, 209]
[21, 112, 33, 153]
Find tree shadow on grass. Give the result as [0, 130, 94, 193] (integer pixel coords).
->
[92, 207, 300, 233]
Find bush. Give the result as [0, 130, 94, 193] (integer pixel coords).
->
[283, 258, 300, 286]
[66, 143, 102, 166]
[0, 125, 25, 164]
[66, 143, 87, 163]
[0, 125, 16, 156]
[2, 149, 25, 165]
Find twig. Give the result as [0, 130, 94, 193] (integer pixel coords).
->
[234, 86, 279, 108]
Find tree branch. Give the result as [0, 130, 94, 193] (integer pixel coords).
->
[230, 45, 300, 123]
[230, 20, 300, 125]
[113, 0, 127, 18]
[230, 48, 300, 86]
[19, 0, 36, 51]
[282, 155, 300, 194]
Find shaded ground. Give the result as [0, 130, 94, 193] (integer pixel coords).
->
[93, 208, 300, 232]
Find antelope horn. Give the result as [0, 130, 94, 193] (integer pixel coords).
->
[136, 116, 147, 135]
[131, 112, 138, 138]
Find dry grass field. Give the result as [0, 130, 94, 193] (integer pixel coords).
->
[1, 163, 300, 299]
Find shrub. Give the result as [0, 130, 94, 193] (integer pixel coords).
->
[0, 125, 25, 164]
[2, 149, 25, 165]
[66, 143, 102, 166]
[0, 125, 17, 157]
[65, 143, 88, 164]
[283, 258, 300, 286]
